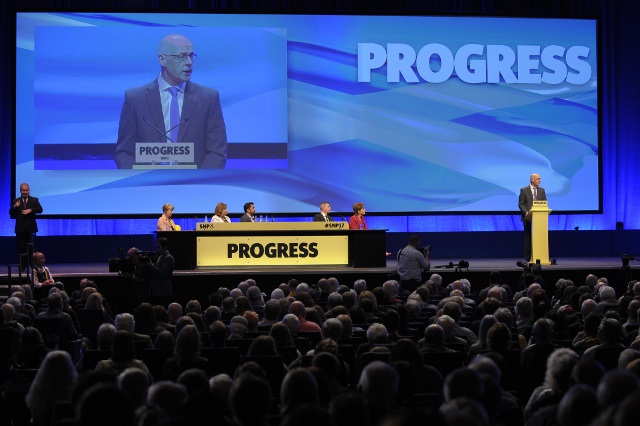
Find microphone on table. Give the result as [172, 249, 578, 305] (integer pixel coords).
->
[143, 116, 189, 143]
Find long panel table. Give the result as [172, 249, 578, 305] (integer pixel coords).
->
[157, 222, 387, 269]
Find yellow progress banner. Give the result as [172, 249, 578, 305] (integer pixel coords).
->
[197, 235, 349, 267]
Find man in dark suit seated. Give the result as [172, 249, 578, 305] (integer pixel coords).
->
[312, 201, 334, 222]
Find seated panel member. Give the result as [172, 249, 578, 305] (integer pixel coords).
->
[157, 203, 180, 231]
[240, 202, 256, 222]
[313, 201, 333, 222]
[211, 202, 231, 222]
[348, 202, 368, 230]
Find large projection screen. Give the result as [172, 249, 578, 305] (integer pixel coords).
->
[15, 13, 599, 216]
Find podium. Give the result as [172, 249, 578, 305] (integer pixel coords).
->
[528, 200, 552, 265]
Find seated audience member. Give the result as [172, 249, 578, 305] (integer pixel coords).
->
[289, 301, 322, 333]
[115, 313, 153, 350]
[356, 322, 393, 358]
[596, 286, 619, 314]
[243, 310, 259, 333]
[31, 251, 55, 289]
[154, 330, 176, 349]
[16, 326, 49, 369]
[162, 324, 210, 381]
[419, 324, 454, 353]
[572, 312, 603, 352]
[524, 348, 580, 422]
[1, 303, 25, 335]
[229, 373, 272, 426]
[133, 302, 164, 334]
[228, 315, 248, 340]
[581, 317, 625, 359]
[167, 303, 184, 324]
[96, 323, 117, 351]
[467, 315, 498, 361]
[279, 368, 319, 417]
[202, 305, 221, 326]
[75, 383, 135, 426]
[174, 315, 196, 337]
[84, 292, 114, 324]
[117, 367, 152, 411]
[146, 381, 188, 419]
[485, 322, 512, 352]
[25, 350, 78, 426]
[36, 292, 79, 340]
[357, 360, 399, 424]
[208, 321, 229, 348]
[258, 299, 281, 328]
[95, 330, 150, 375]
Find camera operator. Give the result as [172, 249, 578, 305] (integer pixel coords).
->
[396, 234, 431, 293]
[146, 237, 175, 307]
[123, 247, 151, 306]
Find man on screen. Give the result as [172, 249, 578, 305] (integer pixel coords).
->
[518, 173, 547, 262]
[114, 33, 227, 169]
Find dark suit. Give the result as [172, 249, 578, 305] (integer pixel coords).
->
[240, 214, 255, 222]
[148, 251, 175, 306]
[313, 213, 333, 222]
[9, 196, 43, 265]
[115, 79, 227, 169]
[518, 185, 547, 261]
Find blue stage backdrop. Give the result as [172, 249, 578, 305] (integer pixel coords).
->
[2, 6, 639, 237]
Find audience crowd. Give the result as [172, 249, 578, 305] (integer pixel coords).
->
[2, 271, 640, 425]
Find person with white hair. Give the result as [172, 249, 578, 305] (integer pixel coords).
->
[353, 279, 367, 295]
[428, 273, 446, 297]
[524, 347, 580, 423]
[382, 280, 403, 305]
[115, 313, 153, 350]
[596, 286, 619, 314]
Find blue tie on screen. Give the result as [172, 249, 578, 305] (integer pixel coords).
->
[167, 86, 180, 143]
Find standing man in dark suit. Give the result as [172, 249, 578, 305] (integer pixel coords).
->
[114, 33, 227, 169]
[9, 183, 43, 270]
[518, 173, 547, 262]
[313, 201, 334, 222]
[147, 237, 175, 307]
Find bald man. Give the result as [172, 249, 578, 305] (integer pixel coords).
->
[518, 173, 547, 262]
[115, 33, 227, 169]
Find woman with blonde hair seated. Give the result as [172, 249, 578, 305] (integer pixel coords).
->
[211, 202, 231, 222]
[156, 203, 180, 231]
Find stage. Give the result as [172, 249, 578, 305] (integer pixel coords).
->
[3, 256, 636, 314]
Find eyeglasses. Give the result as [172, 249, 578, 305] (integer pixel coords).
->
[162, 52, 198, 62]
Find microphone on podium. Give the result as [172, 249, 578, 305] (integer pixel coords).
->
[143, 116, 189, 143]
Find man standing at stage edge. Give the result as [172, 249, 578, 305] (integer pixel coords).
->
[396, 234, 431, 293]
[9, 183, 43, 270]
[147, 237, 175, 307]
[519, 173, 547, 262]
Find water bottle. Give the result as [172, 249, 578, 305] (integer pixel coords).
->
[259, 215, 263, 222]
[204, 215, 208, 223]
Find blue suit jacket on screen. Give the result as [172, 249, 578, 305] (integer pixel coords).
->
[114, 80, 227, 169]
